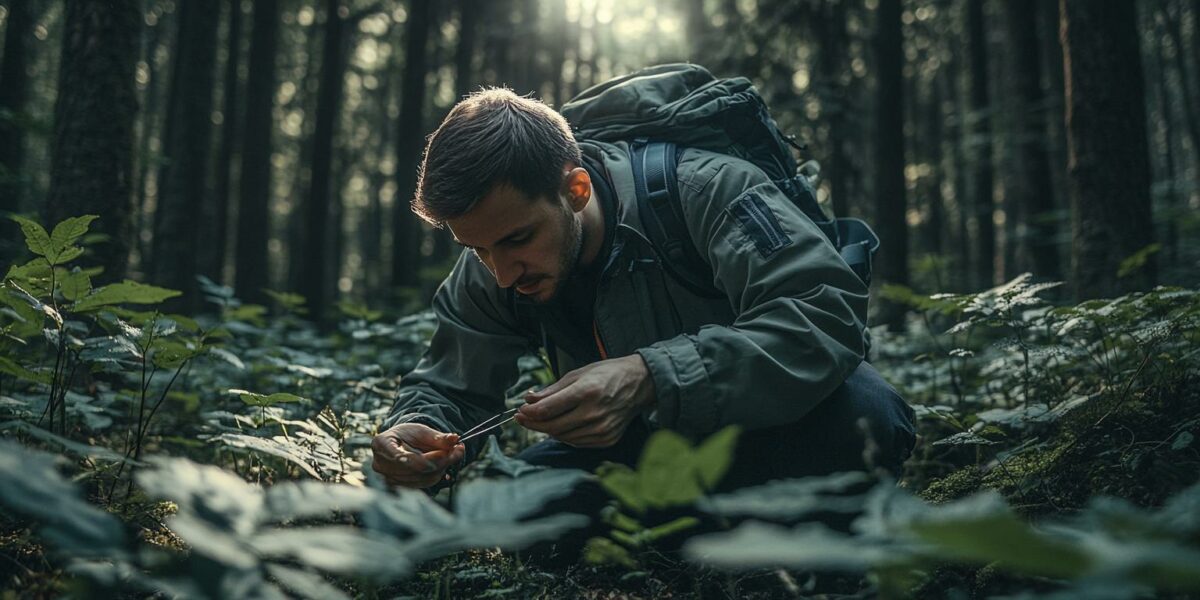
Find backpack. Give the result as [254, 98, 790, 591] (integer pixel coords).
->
[560, 63, 879, 298]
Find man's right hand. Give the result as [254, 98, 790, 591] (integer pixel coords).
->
[371, 423, 465, 489]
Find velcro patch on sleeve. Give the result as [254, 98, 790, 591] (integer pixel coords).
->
[726, 191, 793, 258]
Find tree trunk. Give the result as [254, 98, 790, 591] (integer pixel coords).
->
[211, 0, 245, 286]
[966, 0, 996, 289]
[285, 22, 323, 294]
[301, 0, 350, 325]
[0, 0, 32, 265]
[1060, 0, 1156, 298]
[133, 7, 172, 276]
[454, 0, 479, 102]
[234, 0, 279, 305]
[392, 0, 433, 290]
[151, 0, 220, 310]
[1160, 0, 1200, 177]
[817, 0, 850, 219]
[872, 0, 908, 330]
[1150, 2, 1180, 266]
[44, 0, 140, 283]
[1001, 0, 1060, 281]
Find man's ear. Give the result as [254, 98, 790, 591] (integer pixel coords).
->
[563, 167, 591, 213]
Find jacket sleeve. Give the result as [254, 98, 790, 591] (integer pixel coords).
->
[382, 250, 533, 457]
[636, 150, 869, 437]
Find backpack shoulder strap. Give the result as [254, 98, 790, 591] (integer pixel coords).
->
[629, 140, 724, 299]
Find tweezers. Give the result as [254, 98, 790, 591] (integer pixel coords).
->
[457, 406, 521, 443]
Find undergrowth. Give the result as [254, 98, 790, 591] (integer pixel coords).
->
[1, 215, 1198, 599]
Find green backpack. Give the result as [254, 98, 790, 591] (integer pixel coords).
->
[560, 63, 878, 297]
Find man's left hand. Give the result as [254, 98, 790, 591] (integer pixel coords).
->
[515, 354, 656, 448]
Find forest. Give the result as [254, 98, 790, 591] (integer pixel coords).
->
[1, 0, 1198, 598]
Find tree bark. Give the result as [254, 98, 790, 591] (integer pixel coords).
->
[454, 0, 479, 102]
[966, 0, 996, 289]
[392, 0, 433, 289]
[1060, 0, 1156, 298]
[0, 0, 32, 264]
[301, 0, 350, 324]
[872, 0, 908, 330]
[211, 0, 245, 286]
[234, 0, 279, 305]
[151, 0, 220, 310]
[1000, 0, 1060, 281]
[44, 0, 140, 283]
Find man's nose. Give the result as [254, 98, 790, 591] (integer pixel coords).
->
[491, 254, 524, 289]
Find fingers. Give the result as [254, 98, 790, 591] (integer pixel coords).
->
[405, 427, 460, 451]
[524, 370, 580, 403]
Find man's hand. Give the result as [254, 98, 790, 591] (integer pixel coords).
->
[371, 423, 465, 489]
[515, 354, 656, 448]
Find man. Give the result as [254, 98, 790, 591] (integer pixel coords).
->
[371, 86, 915, 492]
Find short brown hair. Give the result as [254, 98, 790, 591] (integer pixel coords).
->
[412, 88, 582, 226]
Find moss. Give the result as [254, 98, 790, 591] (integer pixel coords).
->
[920, 466, 985, 504]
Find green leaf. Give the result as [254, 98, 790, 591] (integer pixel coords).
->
[454, 468, 588, 522]
[231, 389, 307, 407]
[0, 355, 53, 384]
[48, 215, 98, 258]
[49, 245, 84, 266]
[212, 433, 323, 479]
[250, 526, 413, 581]
[58, 268, 92, 301]
[692, 425, 740, 489]
[72, 280, 181, 312]
[10, 214, 51, 257]
[584, 536, 638, 568]
[0, 439, 128, 558]
[686, 522, 887, 570]
[264, 481, 377, 523]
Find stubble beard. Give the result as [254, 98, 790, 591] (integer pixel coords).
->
[535, 209, 583, 304]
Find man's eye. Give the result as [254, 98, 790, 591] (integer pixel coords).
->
[509, 233, 532, 245]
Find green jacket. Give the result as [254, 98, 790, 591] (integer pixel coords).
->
[383, 140, 869, 451]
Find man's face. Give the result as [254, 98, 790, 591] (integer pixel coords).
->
[445, 183, 583, 304]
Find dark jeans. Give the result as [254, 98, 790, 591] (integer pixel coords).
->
[511, 362, 916, 565]
[516, 361, 916, 488]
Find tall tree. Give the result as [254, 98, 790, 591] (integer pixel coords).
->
[1000, 0, 1060, 280]
[454, 0, 480, 101]
[966, 0, 995, 289]
[872, 0, 908, 329]
[44, 0, 140, 282]
[392, 0, 433, 290]
[151, 0, 220, 310]
[1060, 0, 1156, 298]
[211, 0, 246, 285]
[301, 0, 351, 323]
[816, 0, 851, 219]
[234, 0, 280, 305]
[0, 0, 33, 264]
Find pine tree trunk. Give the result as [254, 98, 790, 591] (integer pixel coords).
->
[301, 0, 350, 324]
[234, 0, 279, 305]
[872, 0, 908, 330]
[966, 0, 995, 289]
[152, 0, 220, 310]
[211, 0, 245, 286]
[454, 0, 479, 102]
[44, 0, 140, 283]
[392, 0, 433, 289]
[1001, 0, 1060, 281]
[0, 0, 32, 264]
[1060, 0, 1156, 298]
